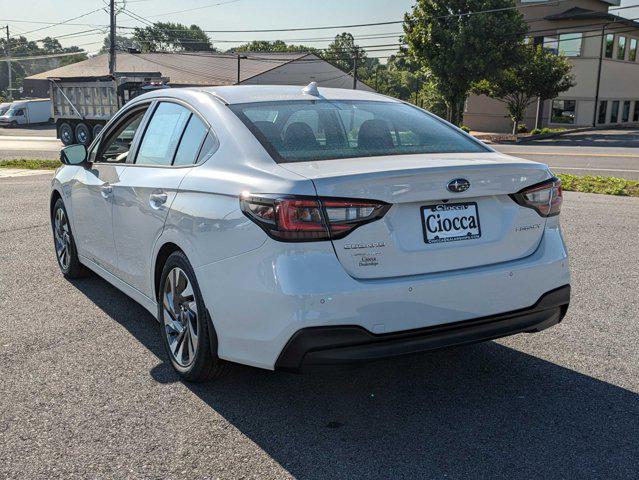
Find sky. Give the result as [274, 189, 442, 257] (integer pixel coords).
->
[1, 0, 414, 55]
[2, 0, 639, 57]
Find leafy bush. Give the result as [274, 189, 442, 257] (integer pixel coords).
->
[460, 125, 471, 133]
[530, 127, 566, 136]
[516, 124, 528, 133]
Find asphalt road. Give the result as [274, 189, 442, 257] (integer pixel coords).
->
[493, 129, 639, 180]
[1, 173, 638, 479]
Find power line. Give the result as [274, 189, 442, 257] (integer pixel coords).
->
[18, 7, 106, 36]
[0, 50, 87, 62]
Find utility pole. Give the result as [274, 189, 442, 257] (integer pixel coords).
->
[236, 54, 246, 84]
[109, 0, 116, 75]
[592, 23, 608, 127]
[5, 25, 12, 101]
[352, 49, 358, 90]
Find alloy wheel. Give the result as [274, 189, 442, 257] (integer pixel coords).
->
[163, 267, 199, 367]
[53, 207, 71, 270]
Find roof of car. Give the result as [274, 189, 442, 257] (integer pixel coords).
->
[197, 85, 400, 105]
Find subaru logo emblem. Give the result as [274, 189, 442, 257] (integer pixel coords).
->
[447, 178, 470, 193]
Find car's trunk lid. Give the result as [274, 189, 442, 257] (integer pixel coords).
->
[281, 152, 552, 279]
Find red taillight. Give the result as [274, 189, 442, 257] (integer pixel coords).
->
[240, 194, 390, 242]
[510, 177, 563, 217]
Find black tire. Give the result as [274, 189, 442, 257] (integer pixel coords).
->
[75, 122, 92, 146]
[51, 198, 89, 279]
[158, 251, 227, 382]
[59, 122, 75, 145]
[92, 123, 104, 139]
[10, 120, 18, 128]
[48, 118, 55, 125]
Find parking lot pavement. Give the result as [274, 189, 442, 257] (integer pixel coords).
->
[1, 174, 638, 479]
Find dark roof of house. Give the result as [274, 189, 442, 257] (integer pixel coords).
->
[26, 51, 314, 85]
[545, 7, 639, 29]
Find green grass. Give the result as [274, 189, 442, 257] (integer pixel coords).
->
[557, 174, 639, 197]
[0, 159, 59, 170]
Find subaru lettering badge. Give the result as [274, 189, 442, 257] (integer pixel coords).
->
[447, 178, 470, 193]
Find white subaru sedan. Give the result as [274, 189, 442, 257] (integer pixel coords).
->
[51, 84, 570, 382]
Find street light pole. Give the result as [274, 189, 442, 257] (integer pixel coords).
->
[109, 0, 116, 75]
[5, 25, 12, 101]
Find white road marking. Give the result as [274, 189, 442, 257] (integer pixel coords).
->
[0, 136, 59, 142]
[0, 169, 54, 178]
[499, 150, 639, 158]
[551, 166, 639, 174]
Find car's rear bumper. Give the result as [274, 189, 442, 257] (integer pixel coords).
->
[275, 284, 570, 372]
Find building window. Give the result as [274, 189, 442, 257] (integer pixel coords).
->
[551, 99, 576, 124]
[622, 101, 631, 122]
[634, 101, 639, 122]
[543, 35, 559, 54]
[559, 33, 582, 56]
[611, 100, 620, 123]
[598, 100, 608, 124]
[617, 36, 627, 60]
[605, 34, 615, 58]
[630, 38, 638, 62]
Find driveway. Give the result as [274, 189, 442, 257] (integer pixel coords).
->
[1, 174, 638, 479]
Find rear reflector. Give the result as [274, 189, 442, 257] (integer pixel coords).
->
[240, 194, 390, 242]
[510, 177, 562, 217]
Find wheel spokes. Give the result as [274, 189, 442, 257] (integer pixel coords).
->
[163, 267, 199, 367]
[54, 208, 70, 269]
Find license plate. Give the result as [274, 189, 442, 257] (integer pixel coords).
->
[421, 202, 481, 244]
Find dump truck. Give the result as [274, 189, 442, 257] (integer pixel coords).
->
[49, 72, 169, 145]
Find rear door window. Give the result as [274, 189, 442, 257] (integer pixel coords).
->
[173, 114, 209, 166]
[135, 102, 191, 166]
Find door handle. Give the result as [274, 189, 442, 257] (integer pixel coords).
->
[149, 192, 168, 208]
[100, 184, 113, 198]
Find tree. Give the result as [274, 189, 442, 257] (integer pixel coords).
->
[229, 40, 319, 54]
[133, 22, 214, 52]
[473, 45, 575, 133]
[403, 0, 527, 125]
[101, 35, 140, 53]
[0, 35, 86, 96]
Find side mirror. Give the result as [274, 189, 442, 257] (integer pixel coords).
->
[60, 144, 88, 167]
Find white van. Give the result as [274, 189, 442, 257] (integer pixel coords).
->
[0, 102, 11, 116]
[0, 99, 52, 127]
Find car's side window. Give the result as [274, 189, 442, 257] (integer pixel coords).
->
[135, 102, 191, 166]
[173, 114, 208, 166]
[96, 108, 148, 163]
[196, 133, 218, 163]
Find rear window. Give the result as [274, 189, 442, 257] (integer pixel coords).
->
[229, 100, 487, 163]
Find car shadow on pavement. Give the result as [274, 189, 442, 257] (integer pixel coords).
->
[71, 275, 639, 479]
